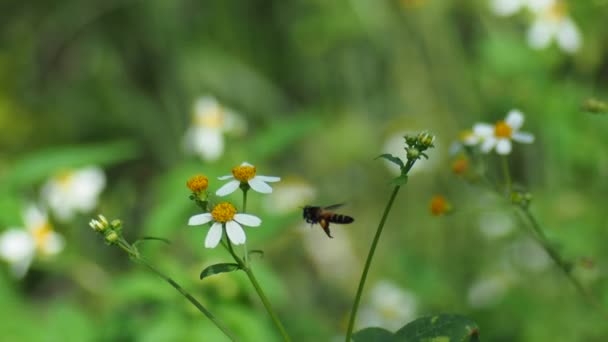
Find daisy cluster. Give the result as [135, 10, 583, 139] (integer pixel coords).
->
[187, 162, 280, 248]
[0, 166, 106, 277]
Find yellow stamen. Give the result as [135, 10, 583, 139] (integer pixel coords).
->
[32, 223, 53, 250]
[211, 202, 237, 223]
[452, 157, 469, 175]
[187, 174, 209, 193]
[232, 164, 256, 182]
[494, 121, 512, 138]
[546, 1, 567, 22]
[194, 109, 224, 129]
[430, 195, 451, 216]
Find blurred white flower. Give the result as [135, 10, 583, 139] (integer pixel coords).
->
[527, 1, 581, 54]
[382, 131, 439, 176]
[356, 280, 418, 331]
[216, 162, 280, 196]
[473, 109, 534, 155]
[188, 202, 261, 248]
[478, 211, 516, 240]
[0, 205, 64, 278]
[490, 0, 581, 54]
[506, 237, 551, 273]
[467, 273, 514, 309]
[41, 166, 106, 222]
[263, 178, 316, 214]
[183, 96, 246, 161]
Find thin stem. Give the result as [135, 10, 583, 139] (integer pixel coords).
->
[224, 240, 291, 341]
[242, 189, 250, 267]
[136, 258, 238, 341]
[345, 160, 415, 340]
[501, 155, 511, 194]
[519, 207, 607, 317]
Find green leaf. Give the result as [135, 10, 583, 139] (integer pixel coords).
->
[352, 327, 394, 342]
[376, 154, 405, 169]
[200, 263, 241, 280]
[390, 174, 408, 186]
[394, 314, 480, 342]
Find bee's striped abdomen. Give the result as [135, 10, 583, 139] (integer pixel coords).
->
[329, 214, 354, 224]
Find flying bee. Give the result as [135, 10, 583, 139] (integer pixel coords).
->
[302, 204, 354, 238]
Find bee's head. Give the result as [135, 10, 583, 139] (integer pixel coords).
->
[302, 205, 312, 218]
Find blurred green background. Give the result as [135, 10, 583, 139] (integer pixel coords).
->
[1, 0, 608, 341]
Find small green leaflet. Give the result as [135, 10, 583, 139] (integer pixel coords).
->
[200, 263, 241, 280]
[390, 174, 409, 186]
[376, 154, 405, 169]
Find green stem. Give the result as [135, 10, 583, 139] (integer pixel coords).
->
[224, 240, 291, 341]
[345, 161, 416, 340]
[242, 189, 250, 267]
[116, 239, 237, 341]
[501, 155, 511, 195]
[519, 207, 606, 317]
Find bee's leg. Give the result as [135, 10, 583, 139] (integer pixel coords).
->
[320, 219, 333, 238]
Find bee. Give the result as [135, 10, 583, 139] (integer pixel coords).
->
[302, 204, 354, 238]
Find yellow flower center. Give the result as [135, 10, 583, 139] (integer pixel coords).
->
[546, 1, 567, 22]
[232, 165, 256, 182]
[211, 202, 237, 223]
[494, 121, 512, 138]
[430, 195, 450, 216]
[186, 174, 209, 193]
[195, 109, 224, 129]
[32, 223, 53, 250]
[56, 170, 74, 189]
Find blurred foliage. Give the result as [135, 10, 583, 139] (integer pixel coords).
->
[1, 0, 608, 341]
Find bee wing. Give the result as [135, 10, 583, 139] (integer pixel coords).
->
[323, 203, 345, 210]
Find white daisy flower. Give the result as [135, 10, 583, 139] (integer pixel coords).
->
[188, 202, 261, 248]
[527, 1, 581, 54]
[0, 205, 64, 278]
[356, 280, 418, 331]
[41, 166, 106, 222]
[183, 96, 246, 162]
[216, 162, 280, 196]
[472, 109, 535, 155]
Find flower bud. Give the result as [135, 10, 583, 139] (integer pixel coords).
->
[406, 147, 420, 160]
[417, 132, 435, 148]
[89, 214, 110, 232]
[187, 174, 209, 194]
[105, 231, 119, 244]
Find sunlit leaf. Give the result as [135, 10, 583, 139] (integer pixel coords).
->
[200, 263, 241, 280]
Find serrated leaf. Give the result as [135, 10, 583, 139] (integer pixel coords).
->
[390, 174, 408, 186]
[199, 263, 241, 280]
[352, 327, 394, 342]
[376, 154, 405, 169]
[394, 314, 480, 342]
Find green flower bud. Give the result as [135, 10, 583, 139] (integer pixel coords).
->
[406, 147, 420, 160]
[105, 231, 119, 244]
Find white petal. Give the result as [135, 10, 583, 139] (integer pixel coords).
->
[496, 139, 512, 155]
[505, 109, 524, 130]
[491, 0, 523, 16]
[218, 175, 234, 180]
[0, 229, 35, 262]
[225, 221, 246, 245]
[11, 255, 33, 279]
[241, 162, 254, 167]
[188, 213, 213, 226]
[216, 180, 241, 196]
[473, 123, 494, 137]
[527, 20, 555, 50]
[234, 214, 262, 227]
[186, 127, 224, 161]
[248, 178, 273, 194]
[556, 18, 581, 54]
[23, 205, 47, 230]
[205, 222, 223, 248]
[194, 96, 220, 121]
[42, 232, 65, 256]
[526, 0, 554, 13]
[512, 131, 535, 143]
[255, 175, 281, 182]
[480, 137, 497, 153]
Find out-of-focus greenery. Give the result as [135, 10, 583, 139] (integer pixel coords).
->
[1, 0, 608, 341]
